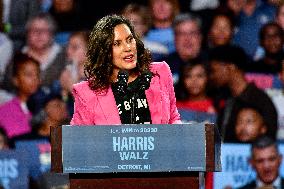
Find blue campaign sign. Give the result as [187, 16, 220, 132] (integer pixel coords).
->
[213, 143, 284, 189]
[15, 139, 51, 179]
[0, 150, 29, 189]
[213, 144, 254, 189]
[62, 124, 212, 173]
[178, 108, 217, 124]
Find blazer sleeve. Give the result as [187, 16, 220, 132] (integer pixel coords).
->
[162, 61, 182, 124]
[70, 83, 95, 125]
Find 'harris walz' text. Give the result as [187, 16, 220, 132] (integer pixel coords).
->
[113, 136, 155, 161]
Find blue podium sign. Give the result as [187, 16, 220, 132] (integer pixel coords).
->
[62, 124, 209, 173]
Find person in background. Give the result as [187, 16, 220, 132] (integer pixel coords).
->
[21, 12, 66, 88]
[258, 1, 284, 64]
[70, 14, 181, 125]
[0, 0, 13, 83]
[11, 93, 69, 144]
[10, 93, 69, 189]
[234, 103, 268, 143]
[251, 22, 284, 74]
[0, 52, 40, 139]
[6, 0, 41, 51]
[0, 1, 14, 105]
[54, 30, 89, 117]
[232, 0, 276, 59]
[208, 44, 278, 142]
[207, 9, 236, 48]
[174, 58, 215, 114]
[34, 94, 69, 135]
[174, 57, 215, 189]
[265, 62, 284, 140]
[162, 12, 205, 84]
[121, 3, 169, 61]
[144, 0, 180, 54]
[238, 135, 284, 189]
[0, 31, 12, 82]
[48, 0, 90, 45]
[1, 13, 66, 115]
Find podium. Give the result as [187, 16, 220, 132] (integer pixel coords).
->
[51, 123, 221, 189]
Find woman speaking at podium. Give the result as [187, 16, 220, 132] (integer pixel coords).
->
[70, 14, 181, 125]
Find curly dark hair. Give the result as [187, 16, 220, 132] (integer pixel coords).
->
[85, 14, 152, 93]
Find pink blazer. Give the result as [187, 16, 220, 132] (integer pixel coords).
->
[70, 61, 181, 125]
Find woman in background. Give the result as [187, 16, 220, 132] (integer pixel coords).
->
[0, 53, 40, 138]
[175, 58, 215, 114]
[174, 58, 215, 189]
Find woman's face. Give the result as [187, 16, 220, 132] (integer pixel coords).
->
[112, 24, 137, 77]
[235, 108, 267, 142]
[184, 64, 207, 97]
[209, 15, 233, 46]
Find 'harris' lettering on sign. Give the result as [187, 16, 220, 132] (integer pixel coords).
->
[113, 136, 154, 151]
[113, 136, 155, 161]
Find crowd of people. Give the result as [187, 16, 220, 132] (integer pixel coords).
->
[1, 0, 284, 188]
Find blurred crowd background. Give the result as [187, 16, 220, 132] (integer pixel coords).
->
[1, 0, 284, 188]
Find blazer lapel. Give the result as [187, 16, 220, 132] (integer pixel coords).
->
[97, 88, 121, 125]
[146, 74, 162, 124]
[97, 74, 163, 125]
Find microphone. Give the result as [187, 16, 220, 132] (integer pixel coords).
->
[115, 69, 129, 96]
[138, 71, 152, 91]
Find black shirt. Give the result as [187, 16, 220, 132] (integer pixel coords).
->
[111, 77, 152, 124]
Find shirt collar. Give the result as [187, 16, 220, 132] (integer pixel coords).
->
[256, 176, 281, 189]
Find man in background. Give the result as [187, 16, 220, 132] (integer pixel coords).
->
[239, 135, 284, 188]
